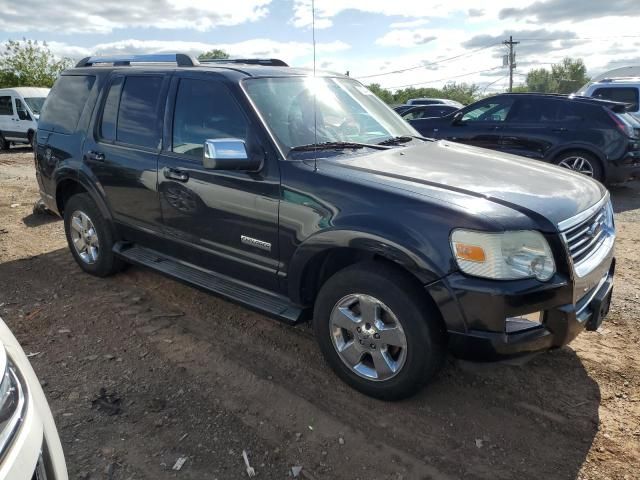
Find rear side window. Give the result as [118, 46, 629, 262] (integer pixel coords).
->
[592, 87, 639, 110]
[39, 75, 96, 134]
[0, 96, 12, 115]
[116, 76, 163, 149]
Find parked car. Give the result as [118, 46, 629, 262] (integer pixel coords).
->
[0, 87, 50, 150]
[580, 77, 640, 121]
[0, 316, 68, 479]
[36, 54, 615, 400]
[406, 98, 464, 108]
[410, 93, 640, 183]
[399, 104, 460, 121]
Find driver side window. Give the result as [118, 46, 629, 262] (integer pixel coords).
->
[461, 98, 514, 123]
[172, 79, 249, 158]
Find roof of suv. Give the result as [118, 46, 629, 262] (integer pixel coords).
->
[490, 92, 630, 111]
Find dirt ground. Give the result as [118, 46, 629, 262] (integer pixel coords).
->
[0, 146, 639, 480]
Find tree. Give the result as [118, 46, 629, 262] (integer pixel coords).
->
[366, 82, 481, 106]
[0, 39, 72, 88]
[524, 57, 589, 94]
[198, 49, 230, 61]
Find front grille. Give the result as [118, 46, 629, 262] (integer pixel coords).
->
[563, 206, 608, 264]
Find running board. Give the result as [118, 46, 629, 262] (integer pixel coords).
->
[113, 243, 304, 324]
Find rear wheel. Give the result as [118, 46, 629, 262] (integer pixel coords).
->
[63, 193, 124, 277]
[313, 261, 446, 400]
[554, 151, 603, 182]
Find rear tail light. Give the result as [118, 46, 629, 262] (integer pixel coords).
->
[607, 110, 636, 138]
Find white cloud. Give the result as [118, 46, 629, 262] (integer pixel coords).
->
[388, 19, 431, 29]
[46, 38, 350, 64]
[0, 0, 272, 34]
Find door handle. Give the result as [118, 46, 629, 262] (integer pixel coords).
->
[86, 151, 105, 162]
[163, 167, 189, 182]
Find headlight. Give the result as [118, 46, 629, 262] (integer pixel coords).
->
[0, 348, 26, 461]
[451, 230, 556, 281]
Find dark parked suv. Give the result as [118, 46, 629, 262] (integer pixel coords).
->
[35, 54, 615, 399]
[410, 93, 640, 183]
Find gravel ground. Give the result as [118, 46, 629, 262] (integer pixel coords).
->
[0, 146, 639, 480]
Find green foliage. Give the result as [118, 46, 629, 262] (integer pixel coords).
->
[198, 49, 230, 61]
[523, 57, 589, 94]
[366, 82, 481, 106]
[0, 39, 72, 88]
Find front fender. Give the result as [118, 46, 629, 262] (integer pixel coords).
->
[287, 229, 447, 304]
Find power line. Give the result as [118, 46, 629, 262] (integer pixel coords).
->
[357, 43, 499, 79]
[481, 75, 510, 93]
[385, 66, 503, 89]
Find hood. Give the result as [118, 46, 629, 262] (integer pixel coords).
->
[323, 140, 606, 229]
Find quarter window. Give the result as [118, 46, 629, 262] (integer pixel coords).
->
[172, 78, 249, 158]
[116, 76, 164, 149]
[0, 96, 14, 116]
[99, 77, 123, 142]
[39, 75, 96, 134]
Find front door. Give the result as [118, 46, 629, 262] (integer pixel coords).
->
[13, 98, 33, 142]
[83, 74, 168, 242]
[157, 75, 281, 291]
[439, 97, 515, 150]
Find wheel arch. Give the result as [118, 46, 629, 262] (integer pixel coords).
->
[55, 173, 113, 223]
[287, 230, 446, 306]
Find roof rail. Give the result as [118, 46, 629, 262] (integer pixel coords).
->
[75, 53, 199, 68]
[199, 58, 289, 67]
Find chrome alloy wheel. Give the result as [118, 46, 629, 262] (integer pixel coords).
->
[329, 294, 408, 381]
[557, 156, 595, 177]
[69, 210, 100, 264]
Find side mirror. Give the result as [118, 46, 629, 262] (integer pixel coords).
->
[452, 112, 464, 125]
[203, 138, 261, 171]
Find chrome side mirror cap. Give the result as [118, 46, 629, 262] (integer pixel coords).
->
[202, 138, 261, 171]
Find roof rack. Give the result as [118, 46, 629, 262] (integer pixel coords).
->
[199, 58, 288, 67]
[75, 53, 199, 68]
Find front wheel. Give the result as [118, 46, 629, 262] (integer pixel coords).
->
[313, 262, 446, 400]
[553, 151, 603, 182]
[63, 193, 124, 277]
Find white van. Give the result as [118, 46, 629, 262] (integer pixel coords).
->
[0, 87, 50, 150]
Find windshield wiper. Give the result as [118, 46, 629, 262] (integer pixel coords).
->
[288, 141, 391, 153]
[377, 135, 416, 146]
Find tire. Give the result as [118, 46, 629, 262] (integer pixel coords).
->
[27, 131, 34, 149]
[0, 133, 9, 151]
[63, 193, 124, 277]
[553, 150, 604, 182]
[313, 261, 446, 400]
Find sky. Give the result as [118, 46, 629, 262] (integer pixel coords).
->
[1, 0, 639, 92]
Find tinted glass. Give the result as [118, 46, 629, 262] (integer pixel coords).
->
[117, 76, 163, 148]
[172, 78, 249, 157]
[0, 96, 13, 116]
[593, 87, 639, 110]
[99, 77, 123, 142]
[39, 75, 96, 134]
[462, 98, 514, 122]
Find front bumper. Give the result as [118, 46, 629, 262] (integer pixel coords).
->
[427, 258, 615, 360]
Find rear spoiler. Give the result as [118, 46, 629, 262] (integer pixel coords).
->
[568, 94, 632, 113]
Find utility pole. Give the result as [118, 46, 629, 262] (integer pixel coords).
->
[503, 35, 519, 92]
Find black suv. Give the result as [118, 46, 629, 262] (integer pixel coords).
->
[410, 93, 640, 183]
[35, 54, 615, 400]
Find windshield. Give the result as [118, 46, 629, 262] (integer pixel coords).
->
[243, 76, 418, 155]
[24, 97, 46, 115]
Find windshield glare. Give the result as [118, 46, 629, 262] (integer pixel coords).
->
[243, 76, 418, 154]
[24, 97, 46, 115]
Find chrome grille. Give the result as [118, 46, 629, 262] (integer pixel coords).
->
[564, 206, 608, 264]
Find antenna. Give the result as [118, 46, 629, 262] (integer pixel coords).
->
[311, 0, 318, 171]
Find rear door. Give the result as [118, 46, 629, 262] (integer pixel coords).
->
[498, 98, 558, 159]
[0, 95, 14, 140]
[433, 96, 514, 150]
[83, 73, 169, 242]
[157, 74, 281, 290]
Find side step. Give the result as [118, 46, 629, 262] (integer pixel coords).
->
[113, 243, 304, 324]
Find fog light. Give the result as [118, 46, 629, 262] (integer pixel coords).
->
[506, 311, 543, 333]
